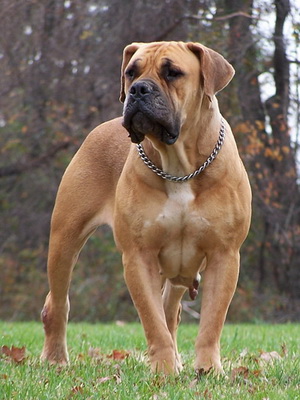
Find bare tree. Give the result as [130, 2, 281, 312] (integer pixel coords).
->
[223, 0, 300, 310]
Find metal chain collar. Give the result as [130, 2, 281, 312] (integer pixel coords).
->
[136, 118, 226, 183]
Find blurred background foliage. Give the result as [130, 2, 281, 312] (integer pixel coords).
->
[0, 0, 299, 323]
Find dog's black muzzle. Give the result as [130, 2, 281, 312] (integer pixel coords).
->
[122, 79, 180, 145]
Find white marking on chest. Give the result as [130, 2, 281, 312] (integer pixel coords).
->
[155, 183, 208, 279]
[157, 182, 195, 222]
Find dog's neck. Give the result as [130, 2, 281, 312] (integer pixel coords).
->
[141, 100, 223, 180]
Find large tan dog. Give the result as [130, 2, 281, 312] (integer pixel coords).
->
[41, 41, 251, 375]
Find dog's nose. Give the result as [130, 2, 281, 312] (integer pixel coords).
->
[129, 81, 151, 100]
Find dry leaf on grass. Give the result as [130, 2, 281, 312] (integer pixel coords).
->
[68, 384, 85, 399]
[239, 348, 248, 358]
[88, 347, 103, 360]
[252, 369, 262, 377]
[281, 343, 288, 357]
[70, 385, 84, 394]
[107, 349, 130, 360]
[231, 366, 249, 381]
[98, 374, 122, 384]
[189, 378, 198, 388]
[88, 347, 130, 361]
[152, 392, 168, 399]
[98, 376, 111, 384]
[259, 351, 282, 363]
[193, 388, 213, 399]
[1, 345, 26, 363]
[202, 388, 213, 399]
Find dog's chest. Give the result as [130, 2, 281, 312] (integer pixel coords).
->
[145, 183, 209, 278]
[156, 185, 196, 227]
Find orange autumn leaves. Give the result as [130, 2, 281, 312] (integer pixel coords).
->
[1, 345, 26, 364]
[86, 347, 130, 362]
[0, 344, 130, 368]
[230, 346, 287, 383]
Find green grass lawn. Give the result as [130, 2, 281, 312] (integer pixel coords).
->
[0, 321, 299, 399]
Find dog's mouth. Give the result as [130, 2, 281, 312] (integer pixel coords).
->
[122, 80, 180, 145]
[123, 111, 178, 145]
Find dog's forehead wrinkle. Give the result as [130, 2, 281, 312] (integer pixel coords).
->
[134, 43, 185, 69]
[161, 57, 176, 68]
[126, 58, 141, 72]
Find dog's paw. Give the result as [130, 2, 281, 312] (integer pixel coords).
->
[40, 344, 69, 366]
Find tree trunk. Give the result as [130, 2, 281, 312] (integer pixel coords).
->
[224, 0, 300, 306]
[224, 0, 271, 288]
[264, 0, 299, 297]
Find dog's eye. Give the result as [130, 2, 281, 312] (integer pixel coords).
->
[125, 68, 135, 79]
[165, 68, 184, 82]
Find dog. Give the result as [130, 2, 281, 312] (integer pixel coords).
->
[41, 41, 251, 375]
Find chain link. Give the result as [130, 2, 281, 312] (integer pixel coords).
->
[136, 118, 226, 183]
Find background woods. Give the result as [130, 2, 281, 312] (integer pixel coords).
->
[0, 0, 299, 322]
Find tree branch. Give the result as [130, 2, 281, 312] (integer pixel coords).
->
[154, 11, 259, 41]
[0, 140, 73, 178]
[215, 11, 255, 20]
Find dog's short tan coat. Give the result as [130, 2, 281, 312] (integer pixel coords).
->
[41, 41, 251, 375]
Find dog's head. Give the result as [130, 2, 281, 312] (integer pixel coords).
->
[120, 41, 234, 145]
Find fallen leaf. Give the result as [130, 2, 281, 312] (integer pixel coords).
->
[113, 374, 122, 384]
[260, 351, 282, 363]
[193, 389, 212, 399]
[281, 343, 288, 357]
[88, 347, 103, 360]
[1, 345, 26, 363]
[108, 349, 130, 360]
[70, 385, 84, 394]
[239, 348, 248, 358]
[231, 366, 249, 381]
[248, 386, 256, 394]
[97, 375, 122, 385]
[189, 378, 198, 388]
[252, 369, 262, 377]
[1, 345, 10, 356]
[152, 393, 167, 399]
[98, 376, 111, 384]
[76, 353, 85, 361]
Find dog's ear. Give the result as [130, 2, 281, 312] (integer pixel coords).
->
[119, 43, 143, 103]
[186, 42, 235, 102]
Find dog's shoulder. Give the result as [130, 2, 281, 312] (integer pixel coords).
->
[81, 116, 131, 156]
[71, 117, 131, 181]
[87, 117, 130, 146]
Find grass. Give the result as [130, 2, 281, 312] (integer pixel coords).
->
[0, 321, 299, 399]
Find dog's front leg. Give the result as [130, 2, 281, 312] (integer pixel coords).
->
[123, 252, 177, 374]
[195, 250, 240, 374]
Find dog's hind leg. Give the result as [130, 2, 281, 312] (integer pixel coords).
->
[40, 215, 95, 365]
[162, 280, 186, 372]
[40, 157, 113, 365]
